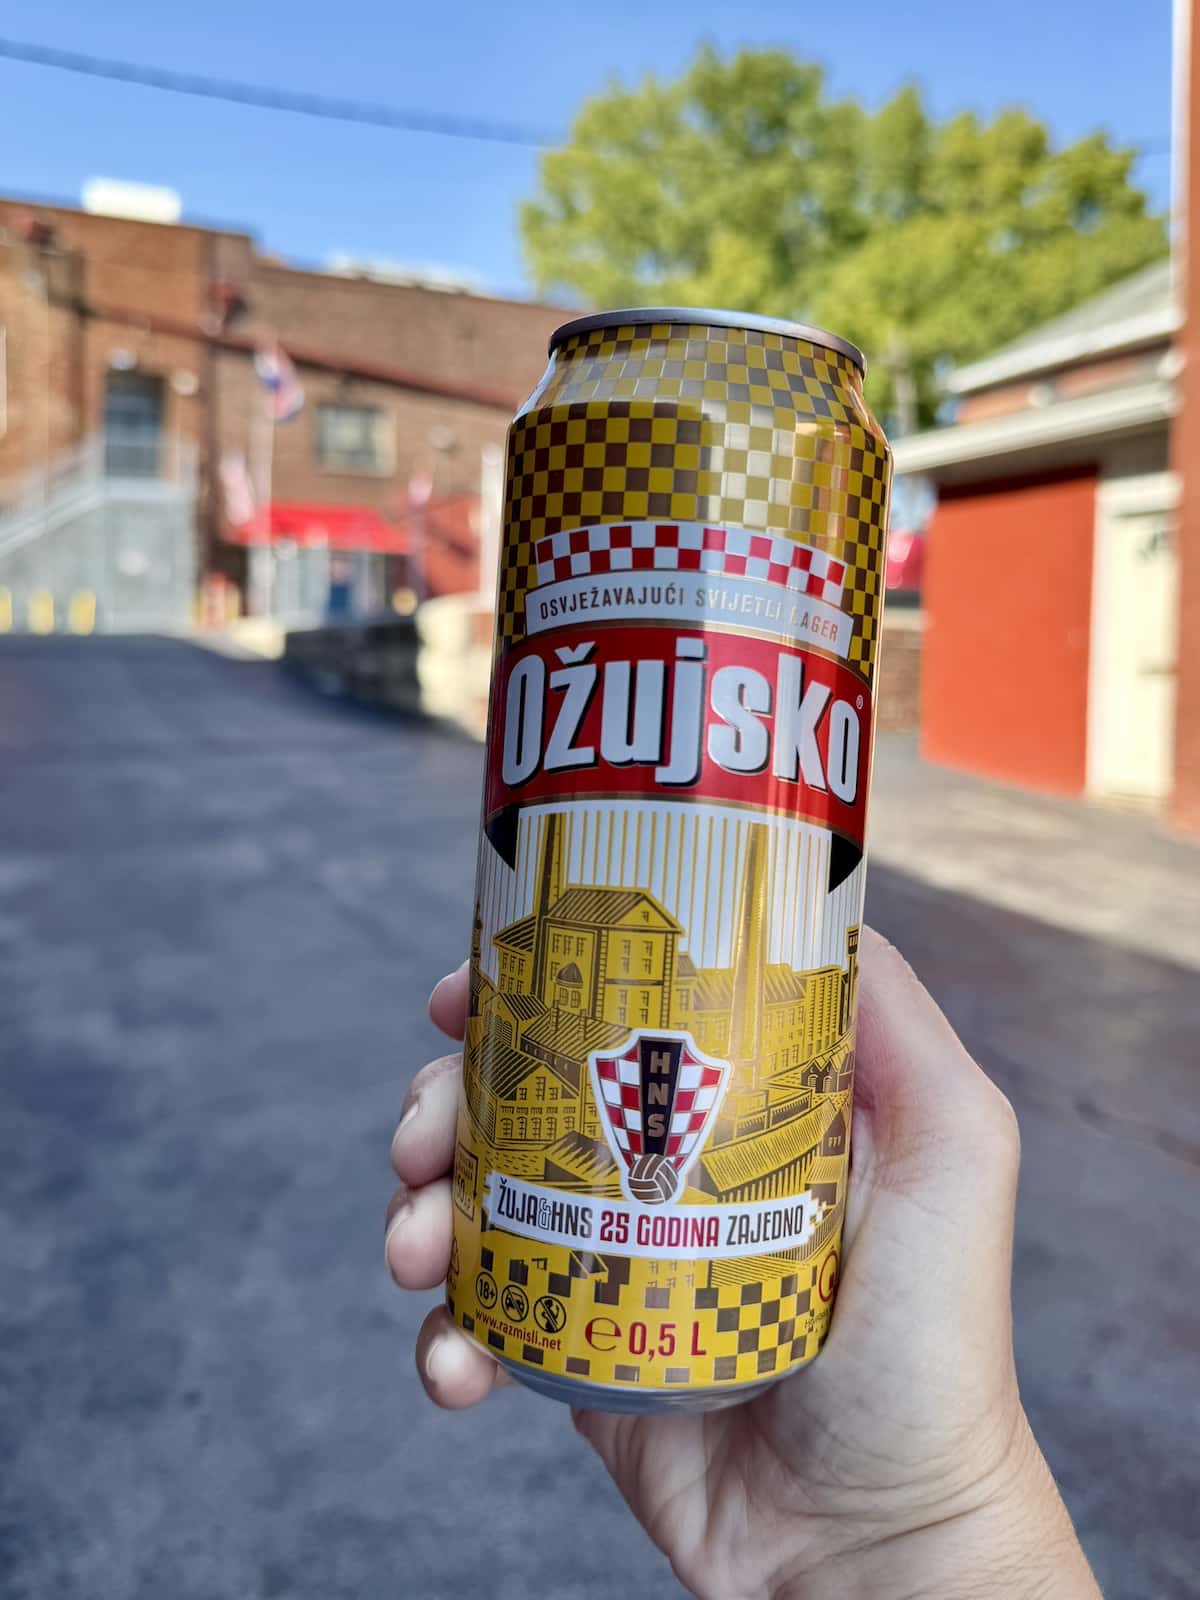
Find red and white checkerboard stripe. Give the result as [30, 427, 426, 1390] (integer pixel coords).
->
[535, 522, 845, 606]
[596, 1047, 726, 1163]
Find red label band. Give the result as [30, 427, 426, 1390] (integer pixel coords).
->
[485, 624, 871, 848]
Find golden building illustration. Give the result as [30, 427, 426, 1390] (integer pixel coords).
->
[466, 812, 859, 1233]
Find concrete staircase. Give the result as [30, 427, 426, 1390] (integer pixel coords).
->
[0, 434, 197, 633]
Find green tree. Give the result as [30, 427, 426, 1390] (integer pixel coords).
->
[521, 50, 1167, 428]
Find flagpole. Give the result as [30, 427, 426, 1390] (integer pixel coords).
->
[264, 399, 275, 522]
[407, 467, 433, 607]
[263, 401, 276, 617]
[250, 338, 303, 618]
[250, 357, 278, 618]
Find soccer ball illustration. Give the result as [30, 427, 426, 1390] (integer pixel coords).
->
[627, 1153, 681, 1204]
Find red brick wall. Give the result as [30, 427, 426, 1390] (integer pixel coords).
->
[0, 239, 85, 474]
[249, 263, 569, 407]
[920, 470, 1097, 794]
[210, 348, 508, 505]
[0, 206, 219, 480]
[0, 197, 566, 490]
[1170, 0, 1200, 833]
[0, 195, 576, 601]
[0, 200, 228, 323]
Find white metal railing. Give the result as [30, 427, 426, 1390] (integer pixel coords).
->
[0, 436, 100, 518]
[0, 432, 198, 561]
[0, 431, 197, 520]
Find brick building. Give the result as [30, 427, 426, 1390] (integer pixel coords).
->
[0, 191, 571, 620]
[893, 262, 1179, 812]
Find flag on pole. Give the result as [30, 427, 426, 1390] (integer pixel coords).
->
[253, 343, 305, 423]
[219, 449, 256, 527]
[406, 470, 433, 509]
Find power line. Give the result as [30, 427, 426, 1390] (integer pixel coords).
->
[0, 36, 557, 150]
[0, 35, 1173, 163]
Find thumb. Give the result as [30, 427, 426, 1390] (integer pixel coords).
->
[838, 928, 1022, 1354]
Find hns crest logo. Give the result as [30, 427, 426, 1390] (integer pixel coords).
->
[589, 1030, 731, 1205]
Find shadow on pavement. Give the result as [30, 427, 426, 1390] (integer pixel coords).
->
[0, 636, 1193, 1599]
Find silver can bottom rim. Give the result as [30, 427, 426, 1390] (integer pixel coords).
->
[499, 1356, 779, 1414]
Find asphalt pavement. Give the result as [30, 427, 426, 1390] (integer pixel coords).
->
[0, 636, 1196, 1600]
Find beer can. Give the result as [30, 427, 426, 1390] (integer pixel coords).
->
[449, 308, 891, 1411]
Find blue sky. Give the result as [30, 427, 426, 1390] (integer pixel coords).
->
[1, 1, 1174, 300]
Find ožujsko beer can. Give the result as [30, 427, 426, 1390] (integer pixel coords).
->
[449, 309, 891, 1411]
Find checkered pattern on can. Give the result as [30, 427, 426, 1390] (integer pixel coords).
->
[454, 1174, 857, 1383]
[497, 321, 890, 678]
[456, 1245, 828, 1388]
[706, 1272, 815, 1375]
[596, 1047, 723, 1161]
[534, 522, 845, 606]
[552, 323, 863, 420]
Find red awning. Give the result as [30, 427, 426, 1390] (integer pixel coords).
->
[224, 502, 410, 553]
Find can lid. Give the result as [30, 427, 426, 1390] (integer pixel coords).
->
[549, 307, 865, 374]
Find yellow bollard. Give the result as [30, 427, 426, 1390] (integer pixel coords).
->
[68, 591, 97, 635]
[29, 590, 55, 634]
[0, 589, 12, 632]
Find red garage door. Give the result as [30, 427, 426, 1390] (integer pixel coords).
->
[921, 469, 1096, 795]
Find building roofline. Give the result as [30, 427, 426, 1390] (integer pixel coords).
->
[253, 255, 578, 318]
[946, 304, 1179, 395]
[88, 301, 521, 411]
[0, 187, 256, 242]
[893, 377, 1176, 477]
[0, 189, 579, 318]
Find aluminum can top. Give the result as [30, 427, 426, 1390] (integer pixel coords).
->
[549, 307, 866, 375]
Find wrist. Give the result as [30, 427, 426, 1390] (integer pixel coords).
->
[770, 1419, 1100, 1600]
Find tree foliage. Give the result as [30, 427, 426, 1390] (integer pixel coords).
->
[521, 50, 1167, 426]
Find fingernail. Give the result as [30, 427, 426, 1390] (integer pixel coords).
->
[429, 962, 468, 1007]
[425, 1335, 458, 1388]
[384, 1201, 412, 1265]
[429, 972, 454, 1007]
[390, 1102, 420, 1167]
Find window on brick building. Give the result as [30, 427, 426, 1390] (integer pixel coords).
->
[315, 403, 392, 474]
[104, 371, 164, 477]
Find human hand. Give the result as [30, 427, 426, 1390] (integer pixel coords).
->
[386, 929, 1100, 1600]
